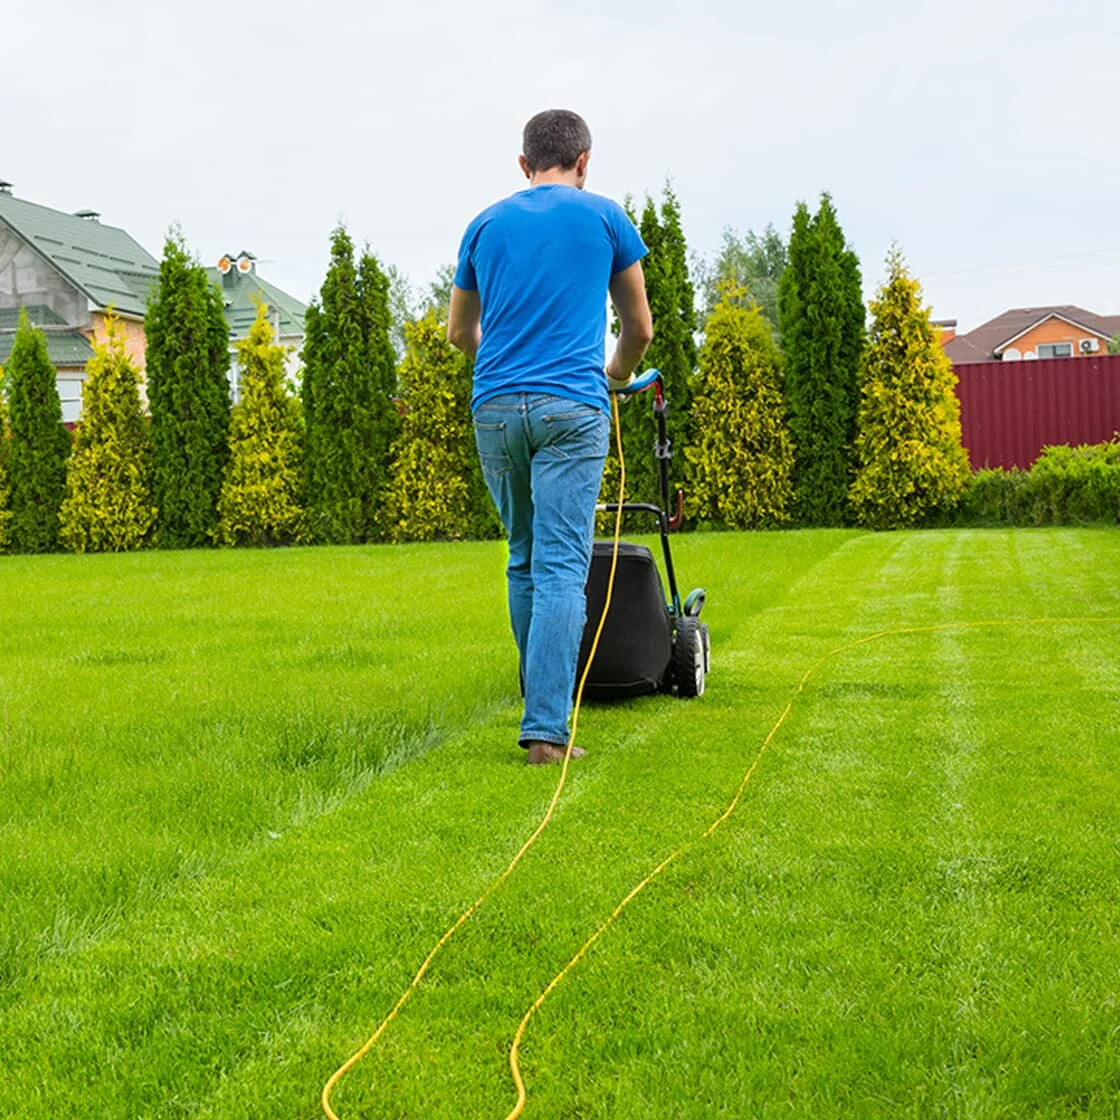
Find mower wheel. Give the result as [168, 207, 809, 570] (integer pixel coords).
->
[673, 616, 706, 698]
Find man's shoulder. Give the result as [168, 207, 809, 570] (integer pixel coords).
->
[547, 188, 631, 226]
[573, 189, 628, 216]
[473, 187, 628, 223]
[463, 195, 509, 232]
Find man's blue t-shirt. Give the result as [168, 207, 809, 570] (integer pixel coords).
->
[454, 185, 647, 414]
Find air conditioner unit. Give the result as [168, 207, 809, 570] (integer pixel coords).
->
[1079, 338, 1100, 353]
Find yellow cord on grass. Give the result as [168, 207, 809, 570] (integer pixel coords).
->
[502, 615, 1120, 1117]
[321, 393, 629, 1120]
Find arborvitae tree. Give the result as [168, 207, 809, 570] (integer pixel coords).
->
[849, 248, 971, 528]
[217, 302, 304, 546]
[59, 317, 155, 552]
[647, 187, 697, 397]
[685, 288, 794, 528]
[3, 309, 70, 552]
[302, 228, 398, 543]
[604, 185, 697, 518]
[145, 232, 231, 548]
[832, 208, 867, 443]
[0, 369, 11, 552]
[357, 247, 399, 511]
[778, 193, 865, 526]
[381, 310, 492, 541]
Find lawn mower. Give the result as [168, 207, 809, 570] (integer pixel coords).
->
[575, 368, 710, 699]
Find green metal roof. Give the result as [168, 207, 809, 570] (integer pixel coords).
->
[0, 192, 159, 317]
[0, 303, 67, 329]
[205, 265, 307, 341]
[0, 327, 94, 368]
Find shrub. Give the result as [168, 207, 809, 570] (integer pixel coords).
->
[59, 319, 156, 552]
[217, 303, 304, 547]
[1024, 442, 1120, 525]
[957, 468, 1028, 525]
[957, 441, 1120, 526]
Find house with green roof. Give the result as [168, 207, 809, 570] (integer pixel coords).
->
[0, 180, 159, 422]
[0, 182, 308, 420]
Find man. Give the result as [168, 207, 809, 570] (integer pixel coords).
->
[448, 109, 653, 765]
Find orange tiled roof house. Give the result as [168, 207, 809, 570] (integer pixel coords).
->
[941, 306, 1120, 365]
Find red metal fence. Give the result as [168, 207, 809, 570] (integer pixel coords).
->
[953, 353, 1120, 470]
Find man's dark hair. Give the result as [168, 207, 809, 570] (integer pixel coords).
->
[522, 110, 592, 173]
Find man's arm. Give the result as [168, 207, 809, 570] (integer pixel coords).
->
[606, 261, 654, 386]
[447, 285, 482, 358]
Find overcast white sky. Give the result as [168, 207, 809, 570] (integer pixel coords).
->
[5, 0, 1119, 330]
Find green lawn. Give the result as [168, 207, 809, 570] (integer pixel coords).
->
[1, 529, 1118, 1119]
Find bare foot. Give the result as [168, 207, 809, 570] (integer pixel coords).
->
[525, 741, 586, 765]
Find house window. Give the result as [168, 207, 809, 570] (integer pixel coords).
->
[57, 375, 85, 424]
[1037, 342, 1073, 359]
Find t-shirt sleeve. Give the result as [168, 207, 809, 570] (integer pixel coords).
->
[609, 204, 648, 276]
[453, 220, 479, 291]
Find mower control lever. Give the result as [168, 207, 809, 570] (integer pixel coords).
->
[668, 488, 684, 532]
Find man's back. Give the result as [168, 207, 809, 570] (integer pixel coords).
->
[454, 184, 644, 412]
[446, 108, 653, 765]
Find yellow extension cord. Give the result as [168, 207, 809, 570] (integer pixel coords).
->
[321, 392, 1120, 1118]
[321, 392, 630, 1120]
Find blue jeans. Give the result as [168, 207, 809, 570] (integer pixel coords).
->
[473, 393, 610, 747]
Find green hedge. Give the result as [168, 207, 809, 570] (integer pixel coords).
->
[958, 441, 1120, 526]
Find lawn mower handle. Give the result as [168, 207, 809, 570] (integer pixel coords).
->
[612, 367, 662, 396]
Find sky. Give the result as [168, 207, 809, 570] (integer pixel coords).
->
[5, 0, 1119, 332]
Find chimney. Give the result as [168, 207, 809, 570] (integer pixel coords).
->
[0, 181, 12, 196]
[932, 318, 957, 344]
[74, 209, 101, 222]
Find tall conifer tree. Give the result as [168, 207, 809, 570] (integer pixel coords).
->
[849, 248, 970, 528]
[0, 368, 12, 552]
[358, 248, 399, 515]
[59, 318, 155, 552]
[145, 233, 231, 547]
[3, 310, 71, 552]
[605, 185, 697, 516]
[381, 310, 488, 542]
[686, 288, 794, 527]
[302, 228, 398, 543]
[218, 302, 304, 546]
[778, 194, 864, 525]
